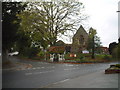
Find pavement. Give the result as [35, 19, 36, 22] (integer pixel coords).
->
[2, 56, 33, 71]
[3, 63, 33, 71]
[44, 70, 118, 88]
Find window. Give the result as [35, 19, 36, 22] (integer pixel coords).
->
[79, 35, 84, 44]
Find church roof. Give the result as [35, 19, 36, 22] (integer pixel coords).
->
[73, 25, 88, 38]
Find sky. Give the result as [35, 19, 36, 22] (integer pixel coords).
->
[61, 0, 119, 47]
[7, 0, 119, 47]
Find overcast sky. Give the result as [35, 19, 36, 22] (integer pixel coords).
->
[8, 0, 119, 47]
[61, 0, 119, 47]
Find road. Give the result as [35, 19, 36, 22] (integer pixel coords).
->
[2, 57, 119, 88]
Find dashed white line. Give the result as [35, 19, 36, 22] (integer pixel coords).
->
[65, 64, 74, 66]
[59, 79, 70, 83]
[24, 66, 55, 71]
[41, 67, 45, 68]
[25, 70, 54, 75]
[32, 68, 36, 70]
[64, 67, 79, 70]
[53, 79, 70, 84]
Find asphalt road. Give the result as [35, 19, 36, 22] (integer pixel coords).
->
[2, 57, 119, 88]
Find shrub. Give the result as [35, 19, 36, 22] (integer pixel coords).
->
[20, 47, 39, 58]
[79, 56, 85, 60]
[64, 60, 76, 63]
[27, 47, 40, 58]
[103, 55, 111, 60]
[115, 64, 120, 68]
[37, 51, 45, 56]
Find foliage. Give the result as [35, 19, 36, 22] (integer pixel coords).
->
[87, 27, 102, 59]
[64, 60, 76, 63]
[64, 53, 91, 60]
[115, 64, 120, 68]
[109, 42, 118, 55]
[102, 55, 111, 60]
[14, 31, 32, 54]
[118, 43, 120, 59]
[55, 40, 65, 46]
[37, 51, 45, 57]
[64, 53, 114, 63]
[64, 53, 76, 60]
[108, 38, 120, 60]
[20, 47, 39, 58]
[18, 1, 87, 48]
[2, 2, 26, 51]
[96, 54, 112, 60]
[2, 2, 27, 63]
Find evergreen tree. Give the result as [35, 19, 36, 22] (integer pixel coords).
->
[2, 2, 26, 63]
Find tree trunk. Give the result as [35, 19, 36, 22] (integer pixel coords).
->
[2, 49, 10, 64]
[91, 36, 95, 59]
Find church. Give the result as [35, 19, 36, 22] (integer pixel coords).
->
[66, 25, 88, 53]
[48, 25, 89, 62]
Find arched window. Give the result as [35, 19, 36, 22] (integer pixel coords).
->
[79, 35, 84, 44]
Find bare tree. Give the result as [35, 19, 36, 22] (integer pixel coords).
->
[18, 0, 87, 48]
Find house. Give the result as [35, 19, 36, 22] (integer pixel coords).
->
[100, 47, 109, 54]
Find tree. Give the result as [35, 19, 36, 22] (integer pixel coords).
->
[14, 31, 32, 55]
[2, 2, 26, 63]
[109, 39, 120, 59]
[87, 27, 101, 59]
[18, 0, 87, 50]
[118, 37, 120, 43]
[109, 42, 118, 55]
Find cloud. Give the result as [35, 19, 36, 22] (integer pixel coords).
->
[79, 0, 119, 47]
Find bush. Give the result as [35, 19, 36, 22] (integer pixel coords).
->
[37, 51, 45, 56]
[20, 47, 39, 58]
[64, 60, 76, 63]
[27, 47, 40, 58]
[115, 64, 120, 68]
[103, 55, 111, 60]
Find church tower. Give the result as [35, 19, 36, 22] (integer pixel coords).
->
[71, 25, 88, 53]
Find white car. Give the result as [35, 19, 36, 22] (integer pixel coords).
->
[8, 52, 19, 56]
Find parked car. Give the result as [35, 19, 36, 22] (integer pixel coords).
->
[8, 51, 19, 56]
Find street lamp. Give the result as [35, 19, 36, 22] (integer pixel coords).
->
[117, 10, 120, 39]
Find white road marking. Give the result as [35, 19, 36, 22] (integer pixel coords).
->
[65, 64, 74, 66]
[24, 66, 55, 71]
[36, 67, 41, 69]
[32, 68, 36, 70]
[59, 79, 70, 83]
[64, 67, 79, 70]
[25, 70, 54, 75]
[53, 79, 70, 84]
